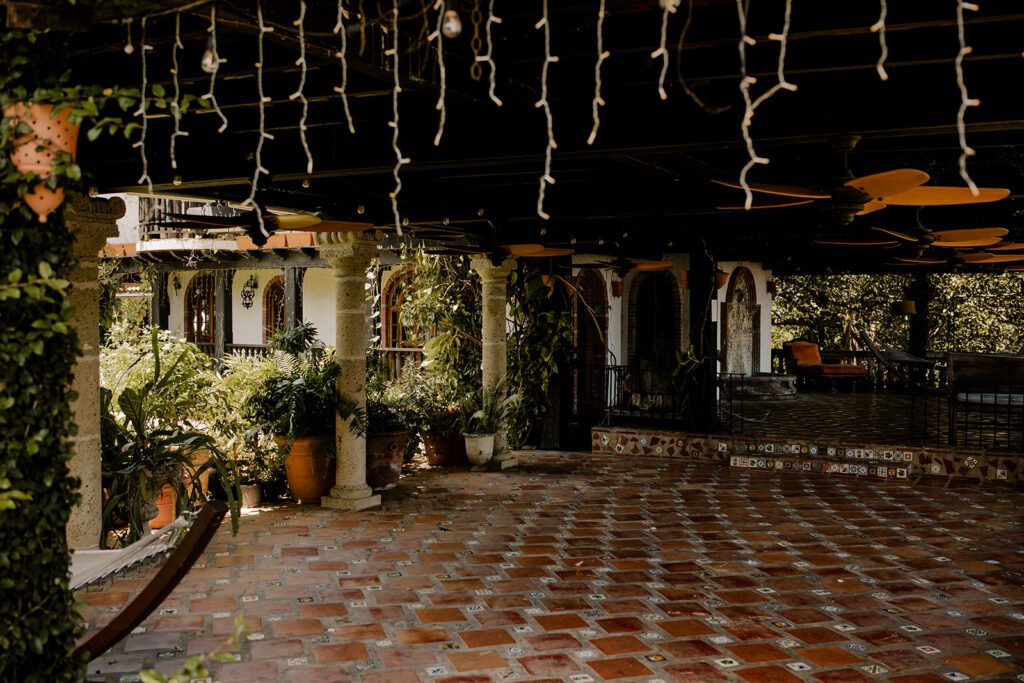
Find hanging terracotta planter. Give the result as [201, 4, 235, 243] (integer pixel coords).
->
[3, 103, 79, 223]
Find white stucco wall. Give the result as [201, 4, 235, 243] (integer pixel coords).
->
[166, 270, 192, 339]
[716, 261, 774, 374]
[231, 269, 279, 345]
[301, 267, 336, 347]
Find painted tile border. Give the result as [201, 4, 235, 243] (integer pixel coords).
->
[591, 426, 1021, 483]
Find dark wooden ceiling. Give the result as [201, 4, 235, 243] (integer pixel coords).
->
[70, 0, 1024, 274]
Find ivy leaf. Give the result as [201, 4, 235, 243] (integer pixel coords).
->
[86, 126, 102, 142]
[151, 83, 166, 98]
[38, 261, 52, 279]
[65, 163, 82, 180]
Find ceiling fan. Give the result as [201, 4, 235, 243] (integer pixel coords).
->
[154, 206, 370, 246]
[817, 221, 1024, 267]
[574, 255, 674, 277]
[714, 136, 1010, 223]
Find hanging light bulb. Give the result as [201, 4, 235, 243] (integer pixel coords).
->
[442, 4, 463, 39]
[201, 36, 218, 74]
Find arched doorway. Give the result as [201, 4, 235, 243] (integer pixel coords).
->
[630, 271, 680, 365]
[184, 272, 216, 351]
[263, 276, 286, 342]
[722, 267, 760, 376]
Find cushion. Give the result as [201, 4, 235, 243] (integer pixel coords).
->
[803, 363, 868, 378]
[786, 341, 822, 367]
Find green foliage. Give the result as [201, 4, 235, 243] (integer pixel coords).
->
[0, 154, 83, 682]
[506, 267, 574, 446]
[773, 272, 1024, 354]
[464, 382, 521, 435]
[243, 323, 341, 439]
[365, 350, 416, 434]
[101, 329, 240, 545]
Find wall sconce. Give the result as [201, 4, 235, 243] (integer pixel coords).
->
[241, 274, 259, 309]
[891, 299, 917, 316]
[610, 279, 624, 299]
[766, 279, 777, 296]
[714, 270, 729, 289]
[171, 273, 182, 294]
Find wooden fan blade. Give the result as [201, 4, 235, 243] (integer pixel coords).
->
[814, 237, 899, 247]
[989, 242, 1024, 251]
[966, 253, 1024, 264]
[885, 186, 1011, 206]
[844, 169, 929, 200]
[933, 237, 1004, 248]
[712, 179, 828, 199]
[930, 227, 1008, 242]
[1006, 266, 1024, 271]
[895, 256, 946, 264]
[856, 198, 887, 215]
[716, 199, 813, 210]
[502, 243, 545, 256]
[520, 247, 575, 257]
[872, 227, 919, 242]
[272, 214, 322, 230]
[633, 260, 673, 271]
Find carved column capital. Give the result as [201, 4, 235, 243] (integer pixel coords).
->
[315, 231, 380, 271]
[65, 195, 125, 260]
[470, 256, 516, 283]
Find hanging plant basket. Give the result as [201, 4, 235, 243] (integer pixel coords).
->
[3, 103, 79, 223]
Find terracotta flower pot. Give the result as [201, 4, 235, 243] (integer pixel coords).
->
[366, 429, 410, 491]
[284, 435, 334, 504]
[3, 103, 79, 223]
[149, 484, 175, 530]
[423, 432, 467, 467]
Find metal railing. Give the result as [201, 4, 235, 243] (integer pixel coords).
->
[226, 344, 270, 358]
[911, 382, 1024, 452]
[771, 347, 945, 392]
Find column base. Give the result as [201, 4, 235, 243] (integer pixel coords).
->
[322, 492, 381, 511]
[490, 456, 518, 470]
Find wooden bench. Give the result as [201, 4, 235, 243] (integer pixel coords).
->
[782, 341, 868, 388]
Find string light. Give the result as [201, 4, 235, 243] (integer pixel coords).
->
[169, 13, 189, 171]
[132, 16, 153, 194]
[676, 0, 730, 113]
[387, 0, 409, 236]
[429, 0, 448, 146]
[469, 0, 484, 81]
[202, 3, 229, 133]
[474, 0, 503, 106]
[870, 0, 889, 81]
[956, 0, 981, 195]
[333, 0, 356, 134]
[652, 0, 679, 101]
[290, 0, 313, 175]
[123, 18, 134, 54]
[587, 0, 608, 145]
[736, 0, 796, 210]
[535, 0, 558, 220]
[241, 0, 274, 240]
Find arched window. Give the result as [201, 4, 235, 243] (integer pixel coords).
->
[184, 272, 216, 349]
[629, 271, 680, 364]
[263, 276, 286, 342]
[380, 268, 426, 378]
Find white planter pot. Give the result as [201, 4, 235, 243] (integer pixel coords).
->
[463, 433, 495, 467]
[241, 484, 262, 509]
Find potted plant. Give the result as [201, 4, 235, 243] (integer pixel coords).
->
[362, 352, 412, 491]
[243, 323, 338, 504]
[463, 385, 520, 470]
[100, 330, 240, 546]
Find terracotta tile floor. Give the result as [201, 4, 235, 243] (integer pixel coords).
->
[81, 452, 1024, 682]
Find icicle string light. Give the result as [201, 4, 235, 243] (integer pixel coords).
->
[956, 0, 981, 195]
[736, 0, 796, 210]
[124, 18, 135, 54]
[535, 0, 558, 220]
[387, 0, 409, 235]
[587, 0, 608, 145]
[333, 0, 356, 134]
[290, 0, 313, 175]
[676, 0, 730, 113]
[132, 17, 153, 193]
[651, 0, 679, 101]
[203, 3, 229, 132]
[241, 0, 274, 239]
[169, 13, 189, 171]
[430, 0, 447, 146]
[474, 0, 503, 106]
[870, 0, 889, 81]
[470, 0, 484, 80]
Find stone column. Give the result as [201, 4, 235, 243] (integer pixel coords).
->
[470, 257, 516, 468]
[65, 196, 125, 549]
[316, 232, 381, 511]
